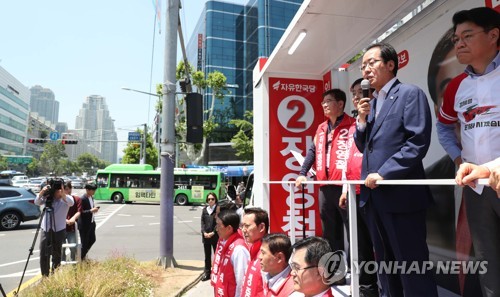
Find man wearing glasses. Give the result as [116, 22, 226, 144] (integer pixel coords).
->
[288, 236, 333, 297]
[437, 7, 500, 297]
[354, 42, 437, 296]
[295, 89, 355, 271]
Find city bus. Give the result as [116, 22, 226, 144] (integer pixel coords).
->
[94, 164, 226, 205]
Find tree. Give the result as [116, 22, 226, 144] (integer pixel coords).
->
[229, 110, 254, 162]
[76, 153, 109, 175]
[174, 61, 229, 165]
[39, 142, 68, 175]
[26, 158, 41, 177]
[121, 129, 158, 167]
[0, 156, 8, 171]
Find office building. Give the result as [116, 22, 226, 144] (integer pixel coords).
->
[67, 95, 118, 163]
[29, 85, 60, 125]
[0, 66, 30, 156]
[186, 0, 302, 143]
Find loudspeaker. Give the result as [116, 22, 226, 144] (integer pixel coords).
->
[186, 93, 203, 143]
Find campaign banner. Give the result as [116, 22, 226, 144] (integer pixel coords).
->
[268, 77, 324, 237]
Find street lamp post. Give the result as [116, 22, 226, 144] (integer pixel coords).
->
[158, 0, 179, 268]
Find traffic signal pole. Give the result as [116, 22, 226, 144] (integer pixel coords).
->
[157, 0, 178, 269]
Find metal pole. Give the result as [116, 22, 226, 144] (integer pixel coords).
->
[158, 0, 178, 268]
[141, 123, 147, 164]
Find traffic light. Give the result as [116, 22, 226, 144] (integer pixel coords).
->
[62, 139, 78, 145]
[28, 138, 48, 144]
[186, 93, 203, 144]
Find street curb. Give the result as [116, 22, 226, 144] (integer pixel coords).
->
[7, 274, 41, 297]
[172, 272, 204, 297]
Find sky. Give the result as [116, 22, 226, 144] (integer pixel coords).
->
[0, 0, 206, 158]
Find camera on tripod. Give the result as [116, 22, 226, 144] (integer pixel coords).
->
[44, 178, 64, 207]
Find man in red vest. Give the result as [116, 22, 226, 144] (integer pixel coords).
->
[295, 89, 355, 271]
[289, 236, 334, 297]
[240, 207, 269, 297]
[259, 233, 294, 297]
[211, 209, 249, 297]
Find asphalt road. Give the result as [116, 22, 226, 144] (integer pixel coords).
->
[0, 189, 205, 294]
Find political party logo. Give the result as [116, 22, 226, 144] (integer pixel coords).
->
[462, 104, 495, 122]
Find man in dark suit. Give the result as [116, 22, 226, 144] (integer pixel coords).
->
[354, 42, 438, 297]
[78, 183, 99, 260]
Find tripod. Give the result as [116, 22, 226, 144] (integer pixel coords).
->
[14, 204, 56, 296]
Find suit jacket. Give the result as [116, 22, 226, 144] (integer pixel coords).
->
[354, 79, 432, 213]
[78, 193, 94, 229]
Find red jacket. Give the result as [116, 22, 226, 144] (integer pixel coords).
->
[264, 271, 294, 297]
[315, 114, 356, 184]
[241, 240, 264, 297]
[212, 232, 247, 297]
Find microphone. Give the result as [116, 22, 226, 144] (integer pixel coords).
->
[361, 79, 370, 98]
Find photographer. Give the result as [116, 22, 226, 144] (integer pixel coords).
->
[34, 179, 74, 276]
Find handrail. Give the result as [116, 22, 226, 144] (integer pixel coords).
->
[263, 178, 490, 297]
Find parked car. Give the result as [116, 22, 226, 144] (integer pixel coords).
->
[0, 187, 41, 230]
[26, 178, 43, 193]
[72, 179, 83, 189]
[12, 179, 29, 188]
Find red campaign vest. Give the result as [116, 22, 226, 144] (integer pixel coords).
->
[346, 123, 362, 194]
[321, 289, 335, 297]
[241, 240, 264, 297]
[315, 114, 356, 183]
[211, 232, 247, 297]
[264, 273, 294, 297]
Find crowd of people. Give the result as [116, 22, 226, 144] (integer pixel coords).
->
[34, 180, 99, 277]
[204, 6, 499, 297]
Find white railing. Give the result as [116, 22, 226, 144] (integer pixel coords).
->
[264, 178, 490, 297]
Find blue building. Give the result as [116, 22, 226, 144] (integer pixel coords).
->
[186, 0, 302, 142]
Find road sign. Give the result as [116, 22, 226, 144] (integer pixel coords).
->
[4, 156, 33, 164]
[49, 131, 59, 141]
[128, 132, 141, 142]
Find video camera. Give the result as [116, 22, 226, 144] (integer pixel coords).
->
[44, 178, 64, 207]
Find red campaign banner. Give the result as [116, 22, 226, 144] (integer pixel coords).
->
[398, 50, 409, 69]
[268, 77, 324, 238]
[485, 0, 500, 12]
[322, 71, 332, 92]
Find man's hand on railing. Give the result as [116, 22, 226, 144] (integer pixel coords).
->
[455, 162, 490, 188]
[339, 192, 347, 209]
[365, 173, 383, 189]
[295, 175, 307, 188]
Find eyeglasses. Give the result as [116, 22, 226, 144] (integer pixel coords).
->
[359, 59, 382, 72]
[321, 98, 336, 105]
[451, 30, 485, 46]
[207, 198, 216, 201]
[289, 263, 318, 273]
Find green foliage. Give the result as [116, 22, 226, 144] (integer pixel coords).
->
[121, 129, 158, 168]
[0, 156, 8, 171]
[76, 153, 109, 175]
[229, 111, 254, 162]
[39, 142, 68, 175]
[19, 256, 162, 297]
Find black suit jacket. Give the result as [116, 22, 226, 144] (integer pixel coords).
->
[78, 194, 94, 230]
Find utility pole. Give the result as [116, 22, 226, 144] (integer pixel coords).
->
[141, 123, 147, 164]
[158, 0, 178, 268]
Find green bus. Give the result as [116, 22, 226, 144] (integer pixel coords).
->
[94, 164, 226, 205]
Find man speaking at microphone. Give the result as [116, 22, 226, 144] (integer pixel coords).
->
[354, 42, 437, 296]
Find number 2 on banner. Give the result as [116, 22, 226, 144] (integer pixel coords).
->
[277, 95, 314, 133]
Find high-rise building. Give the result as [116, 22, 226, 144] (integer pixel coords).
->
[0, 66, 30, 156]
[184, 0, 302, 162]
[29, 85, 60, 125]
[67, 95, 118, 163]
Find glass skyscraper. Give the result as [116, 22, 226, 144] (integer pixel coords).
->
[186, 0, 302, 142]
